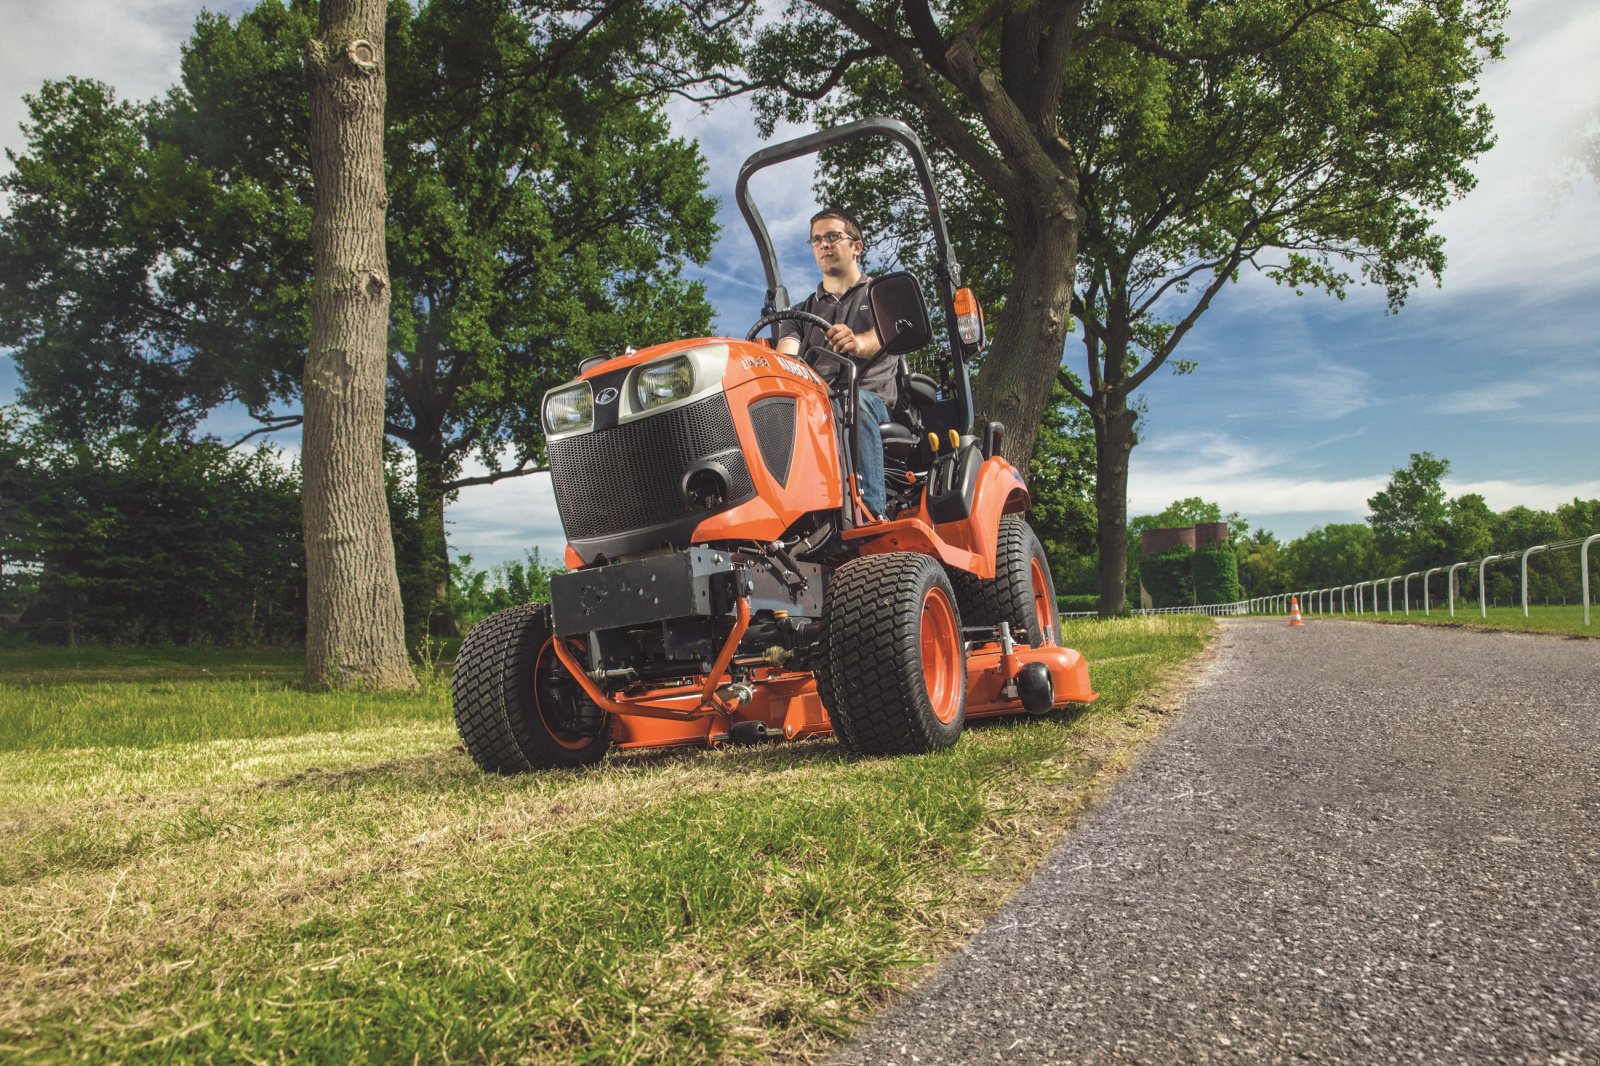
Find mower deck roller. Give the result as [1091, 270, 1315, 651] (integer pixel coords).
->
[452, 118, 1097, 773]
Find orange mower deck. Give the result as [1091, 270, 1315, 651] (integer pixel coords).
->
[551, 603, 1098, 751]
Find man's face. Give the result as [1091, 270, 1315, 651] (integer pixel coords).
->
[810, 218, 860, 276]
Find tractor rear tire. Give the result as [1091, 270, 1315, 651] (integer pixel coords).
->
[452, 603, 610, 773]
[948, 515, 1059, 647]
[818, 553, 967, 755]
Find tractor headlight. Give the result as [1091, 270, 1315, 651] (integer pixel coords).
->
[634, 355, 695, 412]
[543, 383, 593, 435]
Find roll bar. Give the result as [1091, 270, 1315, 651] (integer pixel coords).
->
[735, 116, 974, 434]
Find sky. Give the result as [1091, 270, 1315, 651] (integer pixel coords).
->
[2, 0, 1597, 568]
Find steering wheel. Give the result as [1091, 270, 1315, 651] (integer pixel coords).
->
[745, 309, 834, 354]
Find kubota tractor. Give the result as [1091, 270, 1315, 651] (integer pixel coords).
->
[452, 117, 1096, 772]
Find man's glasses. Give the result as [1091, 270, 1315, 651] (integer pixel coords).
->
[807, 231, 858, 248]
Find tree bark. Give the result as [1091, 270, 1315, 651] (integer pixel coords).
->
[1090, 394, 1137, 618]
[301, 1, 416, 690]
[972, 199, 1080, 472]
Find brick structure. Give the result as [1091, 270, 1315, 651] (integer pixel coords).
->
[1140, 521, 1229, 558]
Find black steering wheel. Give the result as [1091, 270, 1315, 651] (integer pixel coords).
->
[745, 309, 834, 356]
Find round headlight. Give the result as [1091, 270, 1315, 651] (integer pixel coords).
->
[543, 383, 593, 434]
[635, 356, 695, 411]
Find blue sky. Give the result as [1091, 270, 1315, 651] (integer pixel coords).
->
[3, 0, 1596, 567]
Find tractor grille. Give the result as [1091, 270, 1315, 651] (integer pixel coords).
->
[548, 393, 754, 541]
[749, 397, 796, 486]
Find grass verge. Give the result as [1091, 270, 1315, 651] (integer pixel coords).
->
[0, 616, 1213, 1063]
[1261, 604, 1598, 639]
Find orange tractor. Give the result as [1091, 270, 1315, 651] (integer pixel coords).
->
[452, 118, 1096, 772]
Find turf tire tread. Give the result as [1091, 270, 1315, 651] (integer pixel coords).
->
[817, 553, 966, 756]
[947, 514, 1057, 647]
[452, 603, 608, 774]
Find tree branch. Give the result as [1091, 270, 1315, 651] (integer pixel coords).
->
[1056, 367, 1091, 405]
[445, 459, 545, 491]
[228, 415, 303, 449]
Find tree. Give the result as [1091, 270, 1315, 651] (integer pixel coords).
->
[301, 0, 414, 688]
[1235, 528, 1288, 597]
[0, 0, 730, 635]
[1368, 451, 1451, 569]
[1282, 522, 1379, 589]
[750, 0, 1503, 616]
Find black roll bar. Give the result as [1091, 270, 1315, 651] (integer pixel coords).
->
[734, 117, 974, 434]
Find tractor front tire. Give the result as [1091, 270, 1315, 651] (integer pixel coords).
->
[452, 603, 610, 773]
[818, 553, 967, 755]
[949, 515, 1060, 647]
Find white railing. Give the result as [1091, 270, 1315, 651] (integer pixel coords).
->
[1132, 532, 1598, 625]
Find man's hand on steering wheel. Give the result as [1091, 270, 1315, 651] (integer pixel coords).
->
[744, 309, 835, 363]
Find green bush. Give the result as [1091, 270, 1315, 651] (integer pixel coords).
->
[450, 550, 566, 631]
[1056, 594, 1099, 614]
[1193, 543, 1241, 605]
[1140, 545, 1194, 608]
[3, 421, 304, 645]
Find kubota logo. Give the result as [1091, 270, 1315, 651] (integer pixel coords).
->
[595, 387, 619, 405]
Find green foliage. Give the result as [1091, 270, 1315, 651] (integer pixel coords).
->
[1282, 523, 1381, 589]
[1026, 381, 1097, 581]
[449, 550, 566, 631]
[1234, 528, 1288, 597]
[1056, 594, 1100, 614]
[749, 0, 1502, 618]
[1, 409, 303, 645]
[1192, 543, 1241, 605]
[1140, 545, 1195, 608]
[0, 0, 735, 628]
[1368, 451, 1452, 566]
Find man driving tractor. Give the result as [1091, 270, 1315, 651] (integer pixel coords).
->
[775, 208, 890, 519]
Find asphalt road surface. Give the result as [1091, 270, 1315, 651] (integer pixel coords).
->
[837, 618, 1600, 1065]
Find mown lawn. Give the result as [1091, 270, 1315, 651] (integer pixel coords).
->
[0, 616, 1213, 1063]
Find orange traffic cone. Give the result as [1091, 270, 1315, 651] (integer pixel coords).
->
[1287, 596, 1305, 627]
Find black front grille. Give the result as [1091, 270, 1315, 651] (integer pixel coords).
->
[548, 393, 755, 541]
[749, 397, 796, 486]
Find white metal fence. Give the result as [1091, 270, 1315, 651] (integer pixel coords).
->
[1128, 532, 1600, 626]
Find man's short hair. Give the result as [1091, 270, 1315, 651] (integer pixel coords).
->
[810, 208, 862, 242]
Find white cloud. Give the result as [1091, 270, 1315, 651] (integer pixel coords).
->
[0, 1, 251, 180]
[446, 461, 566, 568]
[1130, 431, 1386, 518]
[1430, 380, 1543, 415]
[1445, 478, 1600, 512]
[1421, 0, 1600, 295]
[1129, 429, 1600, 531]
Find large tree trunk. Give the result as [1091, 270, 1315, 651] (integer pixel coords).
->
[1091, 394, 1137, 618]
[971, 204, 1079, 472]
[301, 1, 415, 690]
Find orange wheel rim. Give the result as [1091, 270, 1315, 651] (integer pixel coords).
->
[1029, 557, 1054, 642]
[920, 585, 962, 724]
[536, 639, 596, 750]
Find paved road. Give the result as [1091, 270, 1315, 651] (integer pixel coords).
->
[837, 619, 1600, 1064]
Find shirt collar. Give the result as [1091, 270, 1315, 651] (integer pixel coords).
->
[813, 274, 871, 302]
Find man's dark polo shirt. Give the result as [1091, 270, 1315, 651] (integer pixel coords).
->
[775, 276, 898, 407]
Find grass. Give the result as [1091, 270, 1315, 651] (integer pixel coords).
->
[0, 646, 446, 752]
[0, 616, 1213, 1063]
[1260, 603, 1599, 638]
